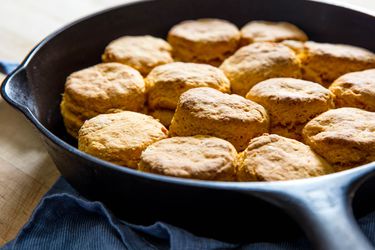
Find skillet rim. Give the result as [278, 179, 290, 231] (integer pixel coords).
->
[2, 0, 375, 190]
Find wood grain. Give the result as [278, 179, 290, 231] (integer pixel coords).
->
[0, 0, 128, 244]
[0, 0, 373, 245]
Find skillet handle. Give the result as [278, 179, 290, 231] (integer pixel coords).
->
[1, 64, 34, 115]
[249, 164, 375, 250]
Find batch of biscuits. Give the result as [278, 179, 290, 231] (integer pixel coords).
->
[60, 19, 375, 182]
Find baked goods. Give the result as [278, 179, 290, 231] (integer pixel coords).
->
[236, 134, 333, 181]
[169, 87, 269, 151]
[220, 42, 301, 96]
[146, 62, 231, 110]
[139, 136, 237, 180]
[102, 35, 173, 76]
[329, 69, 375, 111]
[61, 63, 145, 138]
[149, 109, 175, 127]
[168, 18, 240, 66]
[78, 111, 168, 168]
[61, 18, 375, 181]
[298, 41, 375, 86]
[281, 40, 305, 54]
[240, 21, 307, 45]
[246, 78, 334, 140]
[303, 108, 375, 169]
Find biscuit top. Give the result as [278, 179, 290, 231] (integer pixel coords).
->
[146, 62, 231, 109]
[247, 78, 332, 103]
[168, 18, 240, 42]
[78, 111, 168, 167]
[102, 35, 173, 75]
[79, 111, 168, 148]
[281, 40, 305, 54]
[220, 42, 301, 96]
[240, 21, 307, 44]
[139, 136, 237, 181]
[304, 42, 375, 62]
[246, 78, 334, 125]
[303, 108, 375, 146]
[178, 87, 268, 123]
[329, 69, 375, 111]
[64, 63, 145, 113]
[221, 42, 297, 69]
[237, 134, 333, 181]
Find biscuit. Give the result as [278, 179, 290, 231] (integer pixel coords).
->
[149, 109, 174, 127]
[329, 69, 375, 111]
[168, 18, 240, 66]
[236, 134, 333, 181]
[61, 63, 145, 138]
[299, 41, 375, 86]
[270, 123, 305, 141]
[303, 108, 375, 168]
[281, 40, 305, 54]
[169, 87, 269, 151]
[240, 21, 307, 45]
[246, 78, 334, 139]
[220, 42, 301, 96]
[102, 35, 173, 76]
[139, 136, 237, 181]
[146, 62, 231, 110]
[78, 111, 168, 168]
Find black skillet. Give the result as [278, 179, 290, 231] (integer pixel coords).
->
[2, 0, 375, 249]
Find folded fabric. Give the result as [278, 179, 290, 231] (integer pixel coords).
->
[2, 177, 375, 250]
[0, 61, 18, 75]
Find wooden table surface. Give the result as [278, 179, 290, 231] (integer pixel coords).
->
[0, 0, 374, 245]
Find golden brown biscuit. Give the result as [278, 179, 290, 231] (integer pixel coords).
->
[246, 78, 334, 140]
[281, 40, 305, 54]
[102, 35, 173, 76]
[139, 136, 237, 181]
[329, 69, 375, 111]
[149, 109, 174, 127]
[240, 21, 307, 45]
[169, 87, 269, 151]
[78, 111, 168, 168]
[303, 108, 375, 168]
[236, 134, 333, 181]
[220, 42, 301, 96]
[61, 63, 145, 138]
[270, 123, 305, 141]
[168, 18, 240, 66]
[299, 41, 375, 86]
[146, 62, 231, 110]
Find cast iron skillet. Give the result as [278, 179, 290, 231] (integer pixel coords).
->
[2, 0, 375, 249]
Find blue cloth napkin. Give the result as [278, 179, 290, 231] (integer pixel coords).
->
[1, 177, 375, 250]
[0, 61, 18, 75]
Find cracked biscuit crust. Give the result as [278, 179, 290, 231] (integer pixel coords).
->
[247, 77, 334, 140]
[299, 42, 375, 86]
[220, 42, 301, 96]
[78, 111, 168, 168]
[303, 107, 375, 168]
[169, 87, 269, 151]
[139, 136, 237, 181]
[237, 134, 333, 181]
[102, 35, 173, 76]
[329, 69, 375, 111]
[240, 21, 307, 45]
[146, 62, 230, 110]
[168, 18, 240, 66]
[61, 63, 145, 138]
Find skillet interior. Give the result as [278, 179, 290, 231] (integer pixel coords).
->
[7, 0, 375, 243]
